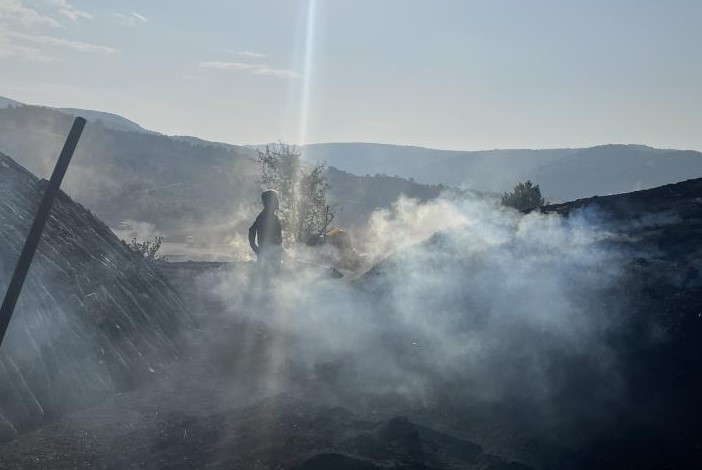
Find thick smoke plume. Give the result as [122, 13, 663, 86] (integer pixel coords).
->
[204, 194, 629, 444]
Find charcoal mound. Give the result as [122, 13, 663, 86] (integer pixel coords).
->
[0, 152, 193, 438]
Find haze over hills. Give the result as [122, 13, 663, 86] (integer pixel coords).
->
[3, 95, 702, 247]
[303, 142, 702, 202]
[0, 104, 259, 245]
[0, 101, 450, 255]
[0, 95, 152, 135]
[303, 143, 570, 189]
[326, 167, 449, 227]
[5, 95, 702, 205]
[59, 108, 153, 134]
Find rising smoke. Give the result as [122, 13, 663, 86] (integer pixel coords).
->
[204, 193, 630, 447]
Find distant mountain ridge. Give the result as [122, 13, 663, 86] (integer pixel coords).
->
[0, 103, 448, 249]
[303, 142, 702, 202]
[4, 94, 702, 232]
[0, 96, 153, 135]
[59, 108, 153, 134]
[0, 97, 22, 108]
[0, 104, 260, 242]
[302, 142, 573, 185]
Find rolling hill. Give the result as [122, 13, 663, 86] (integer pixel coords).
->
[4, 95, 702, 250]
[303, 142, 702, 202]
[0, 95, 154, 135]
[0, 103, 449, 253]
[0, 104, 260, 243]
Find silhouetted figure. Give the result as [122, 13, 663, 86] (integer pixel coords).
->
[249, 190, 283, 272]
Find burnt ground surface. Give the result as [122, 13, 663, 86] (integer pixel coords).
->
[538, 180, 702, 468]
[1, 178, 702, 469]
[0, 260, 532, 470]
[0, 152, 192, 439]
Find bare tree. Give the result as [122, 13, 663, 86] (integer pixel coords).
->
[256, 143, 335, 245]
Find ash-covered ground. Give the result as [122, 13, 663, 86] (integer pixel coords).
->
[1, 163, 702, 469]
[0, 258, 534, 469]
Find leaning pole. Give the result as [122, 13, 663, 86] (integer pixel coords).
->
[0, 116, 86, 349]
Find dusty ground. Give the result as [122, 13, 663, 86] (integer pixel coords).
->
[0, 261, 532, 469]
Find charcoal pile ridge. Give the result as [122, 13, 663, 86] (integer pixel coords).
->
[0, 151, 193, 438]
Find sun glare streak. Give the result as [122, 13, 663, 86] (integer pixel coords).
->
[297, 0, 318, 146]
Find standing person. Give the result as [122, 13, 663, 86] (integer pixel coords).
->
[248, 190, 284, 272]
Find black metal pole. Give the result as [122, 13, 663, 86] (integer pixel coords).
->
[0, 117, 86, 349]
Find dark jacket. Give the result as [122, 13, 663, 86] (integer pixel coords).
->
[249, 209, 282, 253]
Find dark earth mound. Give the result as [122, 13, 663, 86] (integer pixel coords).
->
[538, 179, 702, 468]
[356, 178, 702, 469]
[0, 152, 192, 438]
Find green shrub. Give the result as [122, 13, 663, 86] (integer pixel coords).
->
[501, 180, 545, 211]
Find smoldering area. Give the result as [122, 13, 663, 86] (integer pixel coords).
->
[2, 180, 686, 469]
[176, 193, 637, 454]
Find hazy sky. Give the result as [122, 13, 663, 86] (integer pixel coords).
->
[1, 0, 701, 150]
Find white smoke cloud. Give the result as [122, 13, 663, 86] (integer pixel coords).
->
[360, 195, 470, 262]
[205, 193, 629, 431]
